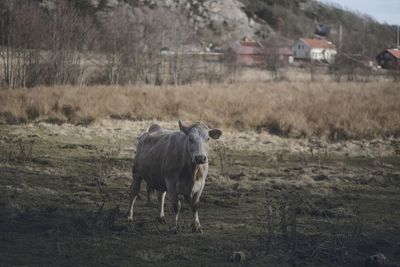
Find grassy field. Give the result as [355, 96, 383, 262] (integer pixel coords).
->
[1, 81, 400, 140]
[1, 120, 399, 266]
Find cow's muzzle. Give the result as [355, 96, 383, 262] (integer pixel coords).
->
[194, 155, 207, 164]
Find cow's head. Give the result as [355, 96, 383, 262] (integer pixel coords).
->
[179, 120, 222, 165]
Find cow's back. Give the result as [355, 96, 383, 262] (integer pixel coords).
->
[134, 126, 189, 191]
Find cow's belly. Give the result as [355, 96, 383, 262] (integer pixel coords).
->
[143, 174, 167, 192]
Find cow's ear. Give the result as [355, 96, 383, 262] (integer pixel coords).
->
[179, 120, 188, 134]
[209, 129, 222, 139]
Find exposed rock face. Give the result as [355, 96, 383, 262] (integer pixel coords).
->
[156, 0, 263, 42]
[97, 0, 264, 43]
[38, 0, 269, 45]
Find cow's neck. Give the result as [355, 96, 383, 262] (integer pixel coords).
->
[187, 159, 208, 182]
[184, 140, 207, 181]
[187, 157, 198, 174]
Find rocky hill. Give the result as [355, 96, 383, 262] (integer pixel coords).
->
[36, 0, 398, 54]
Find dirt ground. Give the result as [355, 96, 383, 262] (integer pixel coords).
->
[1, 120, 400, 266]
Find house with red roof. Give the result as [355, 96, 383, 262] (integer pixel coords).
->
[376, 48, 400, 69]
[229, 37, 265, 66]
[292, 38, 337, 64]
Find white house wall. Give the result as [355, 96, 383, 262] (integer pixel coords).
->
[293, 40, 337, 63]
[311, 48, 337, 63]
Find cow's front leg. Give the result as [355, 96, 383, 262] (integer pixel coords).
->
[191, 192, 202, 233]
[157, 191, 167, 224]
[167, 187, 181, 234]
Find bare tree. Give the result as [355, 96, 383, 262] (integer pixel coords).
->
[264, 37, 282, 80]
[0, 0, 97, 88]
[43, 1, 97, 86]
[98, 5, 195, 85]
[0, 0, 44, 88]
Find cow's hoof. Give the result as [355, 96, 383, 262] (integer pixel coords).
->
[171, 226, 180, 234]
[157, 216, 167, 225]
[127, 216, 134, 222]
[191, 224, 202, 234]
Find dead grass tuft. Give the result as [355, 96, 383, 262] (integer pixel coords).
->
[0, 81, 399, 140]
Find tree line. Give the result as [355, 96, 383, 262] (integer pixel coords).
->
[0, 0, 229, 88]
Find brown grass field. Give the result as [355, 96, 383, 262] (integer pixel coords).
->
[1, 81, 400, 266]
[1, 81, 400, 140]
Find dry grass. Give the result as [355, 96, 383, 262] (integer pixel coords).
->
[1, 81, 400, 140]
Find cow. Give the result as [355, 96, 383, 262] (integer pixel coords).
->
[127, 120, 222, 233]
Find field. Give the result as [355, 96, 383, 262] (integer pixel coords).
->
[1, 82, 400, 266]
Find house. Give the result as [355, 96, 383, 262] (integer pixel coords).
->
[277, 47, 294, 64]
[376, 48, 400, 69]
[159, 47, 173, 55]
[292, 38, 337, 63]
[228, 37, 265, 66]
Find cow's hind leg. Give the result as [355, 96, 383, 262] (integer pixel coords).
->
[145, 184, 152, 207]
[157, 191, 167, 224]
[127, 174, 142, 222]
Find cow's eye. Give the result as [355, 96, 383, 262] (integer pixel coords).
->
[207, 137, 210, 141]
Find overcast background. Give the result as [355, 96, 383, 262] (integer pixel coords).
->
[318, 0, 400, 25]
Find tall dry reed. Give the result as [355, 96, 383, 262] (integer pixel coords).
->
[1, 81, 399, 140]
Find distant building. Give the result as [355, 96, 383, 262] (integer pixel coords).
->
[277, 47, 294, 64]
[315, 23, 331, 37]
[292, 38, 337, 63]
[159, 47, 173, 55]
[376, 48, 400, 69]
[229, 37, 265, 66]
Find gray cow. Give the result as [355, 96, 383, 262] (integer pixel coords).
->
[127, 121, 222, 233]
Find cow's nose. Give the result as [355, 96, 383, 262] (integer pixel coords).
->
[195, 155, 207, 164]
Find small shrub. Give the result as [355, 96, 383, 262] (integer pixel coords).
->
[62, 104, 79, 121]
[257, 118, 292, 137]
[26, 105, 40, 120]
[0, 138, 35, 164]
[215, 144, 233, 177]
[76, 116, 95, 126]
[52, 101, 60, 112]
[0, 112, 16, 124]
[44, 116, 66, 125]
[328, 126, 349, 141]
